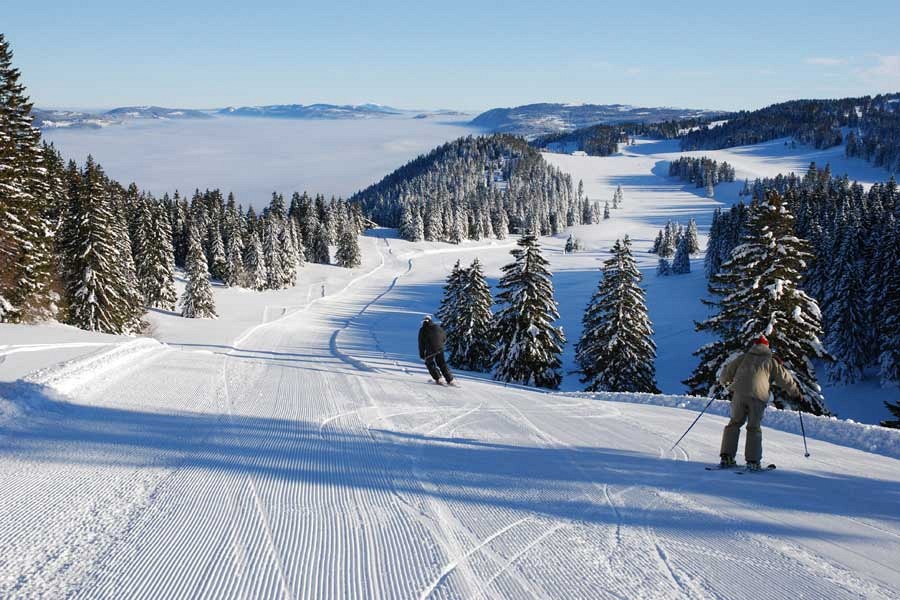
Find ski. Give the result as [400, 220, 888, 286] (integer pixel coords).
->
[705, 465, 737, 471]
[736, 464, 777, 474]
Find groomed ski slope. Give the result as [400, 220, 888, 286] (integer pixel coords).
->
[2, 229, 899, 599]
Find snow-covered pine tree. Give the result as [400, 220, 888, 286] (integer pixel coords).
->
[181, 225, 217, 318]
[111, 196, 146, 333]
[288, 217, 305, 268]
[651, 229, 663, 254]
[603, 201, 610, 220]
[877, 217, 900, 385]
[494, 200, 509, 239]
[244, 229, 267, 291]
[60, 157, 138, 333]
[576, 237, 658, 393]
[142, 201, 178, 310]
[399, 201, 415, 240]
[491, 232, 565, 389]
[685, 191, 829, 414]
[565, 234, 575, 253]
[299, 193, 320, 262]
[611, 188, 619, 209]
[614, 184, 623, 207]
[436, 259, 464, 343]
[705, 173, 715, 198]
[451, 258, 494, 371]
[0, 34, 55, 322]
[223, 208, 246, 287]
[671, 233, 691, 274]
[660, 221, 676, 257]
[335, 223, 361, 268]
[685, 218, 700, 254]
[310, 221, 331, 264]
[207, 223, 227, 281]
[262, 215, 287, 289]
[825, 243, 868, 383]
[704, 209, 722, 276]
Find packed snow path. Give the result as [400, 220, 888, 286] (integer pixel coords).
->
[2, 237, 899, 599]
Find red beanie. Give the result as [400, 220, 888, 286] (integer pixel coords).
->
[755, 335, 769, 346]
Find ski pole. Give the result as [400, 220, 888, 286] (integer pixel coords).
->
[671, 397, 715, 452]
[798, 408, 811, 458]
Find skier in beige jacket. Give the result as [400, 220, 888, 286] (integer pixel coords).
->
[718, 335, 801, 470]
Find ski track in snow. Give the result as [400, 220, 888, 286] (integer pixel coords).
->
[2, 151, 900, 597]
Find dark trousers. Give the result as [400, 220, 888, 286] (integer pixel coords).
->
[425, 352, 453, 382]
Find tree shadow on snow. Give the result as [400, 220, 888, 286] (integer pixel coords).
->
[1, 380, 897, 544]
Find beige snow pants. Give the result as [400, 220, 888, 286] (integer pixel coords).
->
[720, 395, 767, 463]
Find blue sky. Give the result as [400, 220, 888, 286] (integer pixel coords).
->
[7, 1, 900, 112]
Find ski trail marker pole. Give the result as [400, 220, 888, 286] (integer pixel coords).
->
[671, 397, 715, 452]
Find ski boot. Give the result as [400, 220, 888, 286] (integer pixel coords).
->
[719, 454, 737, 468]
[746, 461, 762, 471]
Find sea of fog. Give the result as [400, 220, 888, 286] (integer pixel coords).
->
[43, 115, 479, 208]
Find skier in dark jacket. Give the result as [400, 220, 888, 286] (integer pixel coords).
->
[418, 316, 455, 385]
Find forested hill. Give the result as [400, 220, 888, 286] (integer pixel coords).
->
[352, 135, 598, 242]
[681, 93, 900, 171]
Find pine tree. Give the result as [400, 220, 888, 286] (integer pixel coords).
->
[576, 237, 658, 393]
[262, 215, 286, 289]
[704, 209, 722, 276]
[244, 230, 267, 291]
[207, 225, 227, 281]
[310, 221, 331, 264]
[452, 259, 494, 371]
[397, 202, 417, 242]
[110, 195, 145, 333]
[671, 233, 691, 274]
[491, 232, 565, 389]
[659, 221, 677, 257]
[685, 192, 829, 414]
[181, 225, 217, 318]
[685, 218, 700, 254]
[876, 217, 900, 386]
[60, 157, 138, 333]
[825, 254, 868, 383]
[437, 260, 465, 361]
[142, 201, 178, 310]
[651, 230, 663, 254]
[603, 201, 610, 220]
[335, 224, 361, 268]
[223, 209, 246, 287]
[0, 34, 55, 322]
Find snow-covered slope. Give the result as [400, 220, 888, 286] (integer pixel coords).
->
[2, 136, 899, 598]
[1, 228, 899, 598]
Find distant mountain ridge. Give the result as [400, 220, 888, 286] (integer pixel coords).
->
[470, 103, 722, 138]
[34, 106, 213, 129]
[217, 103, 403, 119]
[33, 102, 470, 129]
